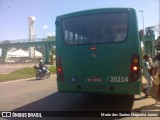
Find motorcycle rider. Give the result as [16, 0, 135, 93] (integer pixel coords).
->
[39, 59, 47, 74]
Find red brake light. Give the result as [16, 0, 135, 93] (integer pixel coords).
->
[56, 57, 64, 81]
[57, 67, 62, 73]
[132, 66, 138, 71]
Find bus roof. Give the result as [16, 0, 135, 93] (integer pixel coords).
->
[56, 8, 136, 20]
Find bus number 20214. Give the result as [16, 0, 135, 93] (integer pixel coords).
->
[110, 76, 128, 83]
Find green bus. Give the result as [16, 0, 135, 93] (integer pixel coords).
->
[55, 8, 141, 95]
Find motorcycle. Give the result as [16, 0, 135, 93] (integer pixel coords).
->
[33, 65, 50, 80]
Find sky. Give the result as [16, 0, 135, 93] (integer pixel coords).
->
[0, 0, 159, 41]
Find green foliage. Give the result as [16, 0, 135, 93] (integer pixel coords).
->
[51, 48, 56, 55]
[48, 65, 56, 74]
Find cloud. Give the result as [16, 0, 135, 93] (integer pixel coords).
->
[43, 25, 48, 29]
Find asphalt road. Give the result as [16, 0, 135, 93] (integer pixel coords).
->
[0, 75, 160, 120]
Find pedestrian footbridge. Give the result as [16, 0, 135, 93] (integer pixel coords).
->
[0, 39, 55, 64]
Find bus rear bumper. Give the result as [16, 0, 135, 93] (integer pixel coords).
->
[57, 81, 141, 95]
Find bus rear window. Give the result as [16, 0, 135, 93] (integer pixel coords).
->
[63, 13, 128, 45]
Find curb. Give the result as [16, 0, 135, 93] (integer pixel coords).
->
[0, 74, 55, 85]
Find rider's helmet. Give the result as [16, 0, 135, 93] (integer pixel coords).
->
[40, 60, 43, 63]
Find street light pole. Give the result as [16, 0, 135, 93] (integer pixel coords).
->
[139, 10, 145, 54]
[139, 10, 144, 35]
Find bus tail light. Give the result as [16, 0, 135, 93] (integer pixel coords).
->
[130, 55, 140, 81]
[56, 57, 62, 66]
[132, 66, 138, 71]
[57, 67, 63, 73]
[56, 57, 64, 81]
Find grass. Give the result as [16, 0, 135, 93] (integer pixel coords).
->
[48, 66, 56, 74]
[0, 66, 56, 82]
